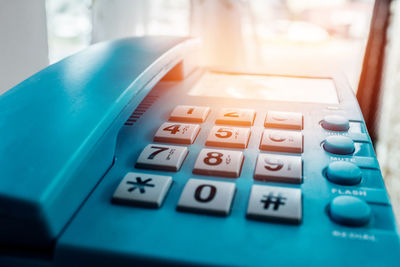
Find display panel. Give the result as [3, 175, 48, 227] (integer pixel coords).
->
[189, 72, 339, 104]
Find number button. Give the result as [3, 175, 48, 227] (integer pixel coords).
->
[254, 154, 302, 184]
[260, 129, 303, 153]
[206, 126, 251, 149]
[135, 144, 188, 171]
[247, 185, 302, 224]
[169, 105, 210, 123]
[193, 148, 244, 178]
[177, 178, 236, 216]
[216, 108, 255, 126]
[154, 122, 200, 144]
[265, 111, 303, 130]
[112, 172, 172, 208]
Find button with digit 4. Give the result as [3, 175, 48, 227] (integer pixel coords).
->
[177, 178, 236, 216]
[260, 129, 303, 153]
[206, 126, 251, 149]
[254, 153, 302, 184]
[193, 148, 244, 178]
[154, 122, 200, 144]
[169, 105, 210, 123]
[216, 108, 255, 126]
[265, 111, 303, 130]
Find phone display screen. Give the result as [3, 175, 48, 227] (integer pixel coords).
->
[189, 72, 339, 104]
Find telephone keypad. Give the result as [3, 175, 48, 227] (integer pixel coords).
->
[136, 144, 188, 171]
[154, 122, 200, 144]
[177, 178, 236, 216]
[260, 129, 303, 153]
[112, 172, 172, 208]
[193, 148, 244, 178]
[205, 126, 251, 149]
[265, 111, 303, 130]
[247, 184, 302, 224]
[169, 105, 210, 123]
[215, 108, 255, 126]
[254, 153, 302, 184]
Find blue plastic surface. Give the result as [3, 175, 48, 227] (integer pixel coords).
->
[323, 135, 355, 155]
[326, 161, 362, 185]
[322, 115, 350, 131]
[0, 36, 196, 246]
[0, 37, 398, 267]
[330, 196, 371, 226]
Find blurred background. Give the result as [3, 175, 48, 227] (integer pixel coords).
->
[0, 0, 399, 221]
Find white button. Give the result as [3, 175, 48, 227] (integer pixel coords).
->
[215, 108, 255, 126]
[177, 178, 236, 216]
[265, 111, 303, 130]
[247, 185, 302, 224]
[135, 144, 188, 171]
[254, 153, 302, 184]
[205, 126, 251, 149]
[169, 105, 210, 123]
[112, 172, 172, 208]
[260, 129, 303, 153]
[154, 122, 200, 144]
[193, 148, 244, 178]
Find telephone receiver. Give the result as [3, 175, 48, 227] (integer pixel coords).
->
[0, 36, 199, 248]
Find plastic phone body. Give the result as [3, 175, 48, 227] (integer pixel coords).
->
[0, 36, 399, 266]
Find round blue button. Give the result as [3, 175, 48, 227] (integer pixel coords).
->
[326, 161, 362, 185]
[323, 136, 354, 155]
[329, 196, 371, 226]
[322, 115, 350, 131]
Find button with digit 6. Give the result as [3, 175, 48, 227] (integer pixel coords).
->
[326, 161, 362, 185]
[321, 115, 350, 131]
[329, 196, 371, 227]
[323, 136, 354, 155]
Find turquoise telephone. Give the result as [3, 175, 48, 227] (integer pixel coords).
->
[0, 36, 399, 266]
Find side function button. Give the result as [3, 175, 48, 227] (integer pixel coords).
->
[254, 154, 302, 184]
[206, 126, 250, 149]
[247, 185, 302, 224]
[323, 136, 354, 155]
[154, 122, 200, 144]
[326, 161, 362, 185]
[329, 196, 371, 227]
[136, 144, 188, 171]
[216, 108, 255, 126]
[169, 105, 210, 123]
[260, 129, 303, 153]
[112, 172, 172, 208]
[193, 148, 244, 178]
[265, 111, 303, 130]
[177, 178, 236, 216]
[322, 115, 350, 131]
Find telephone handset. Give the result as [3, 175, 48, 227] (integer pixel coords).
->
[0, 36, 198, 247]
